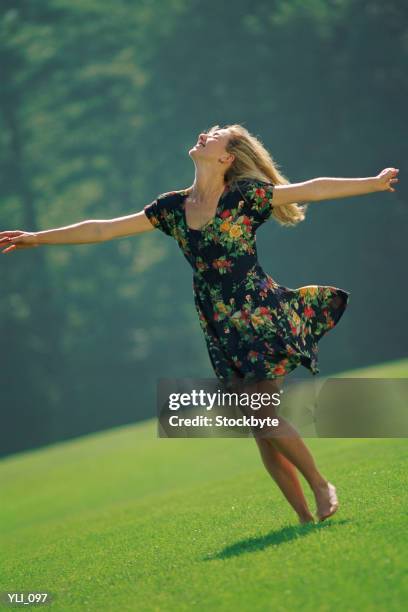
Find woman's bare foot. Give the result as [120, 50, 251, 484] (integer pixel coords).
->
[314, 481, 339, 521]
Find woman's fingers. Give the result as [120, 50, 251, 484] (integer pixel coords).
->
[0, 231, 24, 241]
[0, 236, 15, 244]
[376, 168, 400, 192]
[2, 236, 24, 252]
[389, 177, 399, 191]
[2, 244, 16, 254]
[1, 234, 38, 252]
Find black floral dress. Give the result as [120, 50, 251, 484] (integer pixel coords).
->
[143, 178, 350, 387]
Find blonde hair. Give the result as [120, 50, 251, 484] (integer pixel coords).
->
[206, 123, 308, 227]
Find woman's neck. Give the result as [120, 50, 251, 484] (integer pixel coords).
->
[188, 175, 226, 202]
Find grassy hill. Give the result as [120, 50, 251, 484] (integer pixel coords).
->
[1, 360, 407, 611]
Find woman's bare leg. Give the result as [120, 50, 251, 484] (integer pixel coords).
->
[266, 424, 338, 521]
[255, 436, 315, 523]
[236, 376, 339, 521]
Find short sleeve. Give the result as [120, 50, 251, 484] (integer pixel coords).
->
[239, 179, 275, 229]
[143, 192, 178, 238]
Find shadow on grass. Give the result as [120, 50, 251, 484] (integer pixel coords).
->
[202, 518, 352, 560]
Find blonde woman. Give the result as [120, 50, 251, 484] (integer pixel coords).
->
[1, 123, 399, 524]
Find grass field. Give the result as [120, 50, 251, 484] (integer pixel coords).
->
[1, 360, 407, 611]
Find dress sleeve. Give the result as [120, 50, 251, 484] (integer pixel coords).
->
[240, 179, 275, 229]
[143, 192, 178, 238]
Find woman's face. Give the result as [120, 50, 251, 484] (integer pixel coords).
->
[189, 129, 233, 164]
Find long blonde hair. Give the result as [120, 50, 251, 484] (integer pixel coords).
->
[207, 123, 307, 227]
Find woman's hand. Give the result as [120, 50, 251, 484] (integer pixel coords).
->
[375, 168, 400, 192]
[0, 231, 39, 254]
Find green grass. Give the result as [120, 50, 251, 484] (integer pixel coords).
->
[1, 360, 407, 611]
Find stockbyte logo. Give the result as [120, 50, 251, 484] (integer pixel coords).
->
[156, 378, 408, 439]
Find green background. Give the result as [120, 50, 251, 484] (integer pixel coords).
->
[1, 0, 406, 456]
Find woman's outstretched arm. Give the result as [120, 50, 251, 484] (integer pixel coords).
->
[0, 209, 155, 254]
[272, 167, 399, 207]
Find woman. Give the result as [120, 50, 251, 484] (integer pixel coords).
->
[0, 123, 399, 524]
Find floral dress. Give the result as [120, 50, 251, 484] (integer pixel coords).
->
[143, 178, 350, 387]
